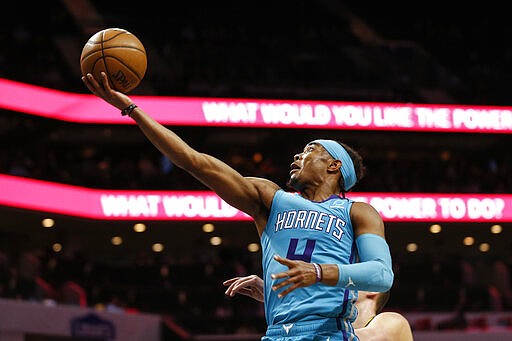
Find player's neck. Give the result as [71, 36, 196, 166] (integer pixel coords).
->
[299, 185, 340, 202]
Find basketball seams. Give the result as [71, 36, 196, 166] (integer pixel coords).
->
[80, 28, 146, 93]
[103, 56, 144, 80]
[79, 45, 103, 61]
[100, 30, 115, 92]
[79, 45, 145, 62]
[101, 30, 130, 43]
[102, 46, 146, 54]
[89, 58, 103, 79]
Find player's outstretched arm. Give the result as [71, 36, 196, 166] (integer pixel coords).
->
[82, 72, 277, 219]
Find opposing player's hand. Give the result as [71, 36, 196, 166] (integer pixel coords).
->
[271, 255, 318, 298]
[223, 275, 264, 302]
[82, 72, 132, 110]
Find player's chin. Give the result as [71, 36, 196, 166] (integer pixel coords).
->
[289, 169, 299, 179]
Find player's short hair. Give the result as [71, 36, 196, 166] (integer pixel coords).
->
[337, 141, 366, 192]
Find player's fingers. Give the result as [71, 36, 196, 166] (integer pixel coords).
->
[276, 282, 301, 298]
[225, 285, 237, 296]
[85, 73, 101, 88]
[223, 277, 241, 286]
[271, 277, 293, 291]
[230, 277, 256, 292]
[224, 281, 242, 294]
[273, 254, 292, 266]
[225, 277, 253, 295]
[273, 270, 310, 289]
[100, 72, 113, 91]
[81, 76, 97, 93]
[271, 266, 301, 280]
[225, 285, 240, 296]
[247, 274, 260, 282]
[83, 74, 99, 90]
[236, 288, 254, 297]
[84, 73, 108, 97]
[226, 283, 253, 297]
[271, 271, 290, 280]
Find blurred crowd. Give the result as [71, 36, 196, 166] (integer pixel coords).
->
[0, 115, 510, 194]
[3, 1, 512, 106]
[1, 242, 512, 335]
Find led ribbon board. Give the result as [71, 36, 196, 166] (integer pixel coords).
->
[1, 78, 512, 132]
[0, 174, 510, 222]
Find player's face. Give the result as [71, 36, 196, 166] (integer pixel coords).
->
[288, 142, 331, 190]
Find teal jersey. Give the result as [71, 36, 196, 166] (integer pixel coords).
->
[261, 189, 359, 327]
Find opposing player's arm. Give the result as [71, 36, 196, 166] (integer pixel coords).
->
[223, 275, 264, 302]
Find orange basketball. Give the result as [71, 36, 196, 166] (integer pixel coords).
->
[80, 28, 147, 93]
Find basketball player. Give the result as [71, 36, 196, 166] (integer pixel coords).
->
[224, 274, 414, 341]
[82, 72, 394, 341]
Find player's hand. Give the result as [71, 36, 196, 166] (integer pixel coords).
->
[82, 72, 133, 110]
[223, 275, 264, 302]
[271, 255, 318, 298]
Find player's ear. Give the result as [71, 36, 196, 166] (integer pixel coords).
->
[328, 159, 342, 172]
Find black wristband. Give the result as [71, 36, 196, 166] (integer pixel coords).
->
[121, 104, 137, 117]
